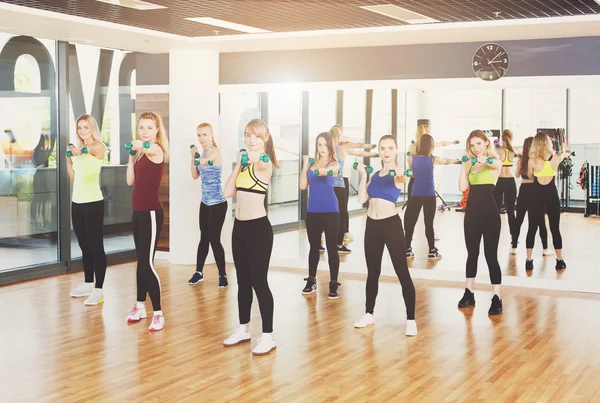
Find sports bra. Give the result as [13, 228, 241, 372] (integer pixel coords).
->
[236, 163, 268, 194]
[501, 147, 513, 167]
[367, 170, 401, 203]
[468, 166, 497, 185]
[533, 155, 557, 178]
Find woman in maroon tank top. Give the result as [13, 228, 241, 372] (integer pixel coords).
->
[125, 112, 169, 332]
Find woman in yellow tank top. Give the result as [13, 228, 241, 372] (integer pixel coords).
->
[494, 129, 521, 247]
[525, 132, 573, 271]
[66, 114, 107, 306]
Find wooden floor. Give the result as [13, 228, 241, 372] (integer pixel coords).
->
[2, 262, 600, 402]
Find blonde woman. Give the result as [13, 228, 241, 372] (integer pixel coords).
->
[458, 130, 503, 315]
[222, 119, 279, 356]
[525, 132, 572, 271]
[494, 129, 519, 246]
[189, 123, 228, 288]
[67, 114, 107, 306]
[329, 125, 377, 254]
[125, 112, 169, 332]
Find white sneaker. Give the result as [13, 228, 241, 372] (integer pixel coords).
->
[149, 314, 164, 332]
[84, 289, 104, 305]
[70, 282, 93, 298]
[511, 248, 517, 255]
[127, 304, 147, 322]
[252, 333, 277, 356]
[405, 320, 418, 336]
[354, 313, 375, 328]
[223, 325, 251, 346]
[543, 249, 554, 256]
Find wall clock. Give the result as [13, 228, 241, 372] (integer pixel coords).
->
[472, 43, 509, 81]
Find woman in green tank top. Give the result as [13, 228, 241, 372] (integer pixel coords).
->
[66, 114, 107, 306]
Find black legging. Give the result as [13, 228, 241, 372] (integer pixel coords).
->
[343, 177, 350, 233]
[493, 177, 517, 236]
[196, 201, 227, 276]
[72, 200, 107, 288]
[306, 212, 339, 281]
[334, 186, 348, 245]
[526, 178, 562, 250]
[403, 196, 436, 250]
[513, 183, 548, 249]
[364, 215, 415, 320]
[133, 209, 164, 311]
[464, 185, 502, 285]
[404, 176, 415, 208]
[232, 216, 274, 333]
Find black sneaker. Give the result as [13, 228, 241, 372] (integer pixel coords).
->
[219, 276, 228, 288]
[428, 248, 442, 259]
[458, 288, 475, 308]
[488, 295, 503, 315]
[525, 259, 534, 271]
[319, 245, 325, 253]
[406, 248, 415, 258]
[302, 277, 317, 295]
[337, 245, 351, 254]
[555, 259, 566, 270]
[188, 272, 204, 285]
[328, 281, 341, 300]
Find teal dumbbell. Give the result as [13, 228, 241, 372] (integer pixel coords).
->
[570, 151, 576, 157]
[454, 140, 460, 144]
[194, 152, 201, 159]
[240, 150, 249, 167]
[81, 147, 88, 154]
[312, 169, 319, 176]
[194, 160, 200, 166]
[406, 151, 412, 156]
[190, 144, 195, 149]
[125, 142, 133, 150]
[207, 160, 214, 166]
[404, 169, 413, 177]
[411, 140, 415, 145]
[127, 141, 150, 150]
[259, 154, 270, 163]
[327, 170, 333, 176]
[143, 141, 150, 149]
[129, 149, 137, 156]
[66, 150, 73, 158]
[459, 156, 478, 165]
[308, 157, 315, 164]
[352, 162, 373, 174]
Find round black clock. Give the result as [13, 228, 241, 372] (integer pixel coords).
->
[472, 43, 509, 81]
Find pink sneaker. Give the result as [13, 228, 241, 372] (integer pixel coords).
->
[127, 304, 147, 322]
[149, 314, 164, 331]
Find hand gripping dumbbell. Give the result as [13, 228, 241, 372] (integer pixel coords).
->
[353, 162, 373, 174]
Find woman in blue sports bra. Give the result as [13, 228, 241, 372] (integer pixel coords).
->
[299, 132, 341, 299]
[189, 123, 228, 288]
[525, 132, 573, 271]
[512, 136, 549, 257]
[353, 135, 417, 337]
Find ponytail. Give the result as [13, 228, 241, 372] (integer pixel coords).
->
[265, 131, 279, 168]
[212, 138, 218, 148]
[502, 129, 515, 154]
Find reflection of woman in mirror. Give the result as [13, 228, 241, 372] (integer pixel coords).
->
[299, 132, 340, 299]
[125, 112, 169, 331]
[188, 123, 228, 288]
[494, 129, 518, 250]
[458, 130, 503, 315]
[354, 135, 417, 336]
[404, 134, 460, 260]
[66, 114, 107, 306]
[513, 137, 549, 260]
[222, 118, 278, 356]
[525, 132, 573, 271]
[329, 125, 377, 254]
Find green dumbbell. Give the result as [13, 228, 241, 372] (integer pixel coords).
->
[570, 151, 576, 157]
[352, 162, 373, 174]
[404, 169, 413, 177]
[327, 170, 333, 176]
[125, 142, 133, 150]
[259, 154, 270, 163]
[406, 151, 412, 156]
[143, 141, 150, 149]
[207, 160, 214, 166]
[194, 160, 200, 166]
[240, 150, 249, 167]
[372, 154, 380, 158]
[129, 149, 137, 156]
[454, 140, 460, 144]
[194, 152, 201, 159]
[308, 157, 315, 164]
[81, 147, 88, 154]
[190, 144, 195, 149]
[66, 150, 73, 158]
[411, 140, 415, 145]
[313, 169, 320, 176]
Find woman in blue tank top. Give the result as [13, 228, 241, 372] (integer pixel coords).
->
[299, 132, 341, 299]
[404, 134, 460, 260]
[353, 135, 417, 337]
[188, 123, 228, 288]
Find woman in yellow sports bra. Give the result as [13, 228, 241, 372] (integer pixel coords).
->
[525, 132, 573, 271]
[493, 129, 520, 245]
[458, 130, 504, 316]
[222, 118, 279, 356]
[66, 114, 107, 306]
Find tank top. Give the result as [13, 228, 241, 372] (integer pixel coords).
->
[501, 147, 513, 167]
[307, 162, 338, 213]
[236, 163, 268, 194]
[468, 166, 497, 185]
[411, 155, 435, 197]
[197, 147, 225, 206]
[334, 146, 345, 188]
[367, 171, 401, 203]
[72, 153, 103, 204]
[132, 155, 164, 211]
[533, 155, 557, 178]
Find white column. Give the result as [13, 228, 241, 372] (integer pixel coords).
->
[169, 49, 233, 266]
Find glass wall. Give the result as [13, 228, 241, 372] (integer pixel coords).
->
[0, 34, 58, 271]
[67, 44, 136, 258]
[342, 89, 367, 211]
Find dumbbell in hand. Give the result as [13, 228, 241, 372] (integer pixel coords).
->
[388, 169, 412, 177]
[353, 162, 373, 174]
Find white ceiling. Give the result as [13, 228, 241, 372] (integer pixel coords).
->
[2, 2, 600, 54]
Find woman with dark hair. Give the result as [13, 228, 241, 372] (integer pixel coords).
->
[458, 130, 503, 315]
[299, 132, 341, 299]
[493, 129, 519, 242]
[404, 134, 460, 259]
[512, 137, 549, 256]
